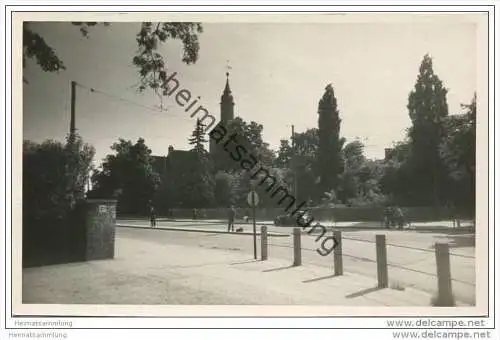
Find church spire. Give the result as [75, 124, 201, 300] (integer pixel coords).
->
[223, 72, 232, 97]
[220, 71, 234, 122]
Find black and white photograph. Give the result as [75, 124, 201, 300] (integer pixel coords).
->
[3, 6, 497, 338]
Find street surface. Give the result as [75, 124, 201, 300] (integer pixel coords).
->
[116, 219, 476, 305]
[23, 231, 436, 307]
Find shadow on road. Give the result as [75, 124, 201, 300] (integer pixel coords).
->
[262, 265, 295, 272]
[345, 286, 383, 299]
[302, 274, 339, 283]
[230, 259, 260, 265]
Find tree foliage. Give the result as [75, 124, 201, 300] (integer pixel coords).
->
[132, 22, 203, 94]
[23, 134, 95, 267]
[213, 117, 276, 172]
[406, 54, 449, 206]
[439, 94, 476, 211]
[89, 138, 160, 215]
[23, 22, 109, 79]
[380, 141, 413, 204]
[290, 128, 321, 204]
[184, 120, 216, 208]
[189, 118, 208, 154]
[23, 21, 203, 90]
[336, 140, 388, 206]
[23, 134, 95, 224]
[317, 84, 343, 194]
[214, 171, 233, 207]
[180, 152, 215, 208]
[338, 140, 366, 202]
[378, 55, 475, 212]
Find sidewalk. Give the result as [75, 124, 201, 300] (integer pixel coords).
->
[23, 235, 437, 307]
[117, 223, 289, 237]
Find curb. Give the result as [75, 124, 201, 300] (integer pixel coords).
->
[154, 219, 276, 226]
[116, 224, 289, 237]
[299, 226, 475, 234]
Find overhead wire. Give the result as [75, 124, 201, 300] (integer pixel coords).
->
[74, 81, 196, 123]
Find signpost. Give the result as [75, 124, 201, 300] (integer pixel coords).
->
[247, 190, 259, 260]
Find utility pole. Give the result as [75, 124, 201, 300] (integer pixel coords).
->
[70, 80, 76, 137]
[291, 125, 298, 209]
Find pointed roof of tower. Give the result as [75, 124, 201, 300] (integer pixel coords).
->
[222, 72, 233, 99]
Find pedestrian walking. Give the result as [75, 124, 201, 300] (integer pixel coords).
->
[394, 206, 405, 229]
[383, 205, 392, 229]
[447, 201, 458, 228]
[150, 205, 157, 228]
[227, 205, 236, 232]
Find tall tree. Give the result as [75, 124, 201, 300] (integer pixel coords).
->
[317, 84, 343, 198]
[189, 118, 208, 154]
[407, 54, 450, 207]
[186, 119, 216, 208]
[89, 138, 160, 215]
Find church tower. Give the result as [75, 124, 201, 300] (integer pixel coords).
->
[210, 72, 235, 157]
[220, 71, 235, 122]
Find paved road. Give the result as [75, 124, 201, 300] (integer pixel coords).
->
[23, 235, 437, 306]
[116, 219, 476, 305]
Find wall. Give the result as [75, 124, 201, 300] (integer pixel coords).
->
[84, 199, 117, 261]
[22, 199, 117, 268]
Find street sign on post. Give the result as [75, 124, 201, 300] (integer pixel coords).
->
[247, 191, 259, 259]
[247, 191, 259, 207]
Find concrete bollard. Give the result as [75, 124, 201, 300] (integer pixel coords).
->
[376, 234, 389, 288]
[334, 230, 343, 276]
[293, 227, 301, 266]
[434, 243, 455, 306]
[261, 226, 268, 261]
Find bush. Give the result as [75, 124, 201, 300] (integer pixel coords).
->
[23, 135, 95, 267]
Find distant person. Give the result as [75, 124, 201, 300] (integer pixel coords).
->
[447, 201, 458, 228]
[150, 205, 157, 228]
[394, 206, 404, 229]
[227, 205, 236, 232]
[383, 205, 392, 229]
[193, 208, 198, 220]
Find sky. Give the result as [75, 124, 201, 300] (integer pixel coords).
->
[22, 18, 478, 164]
